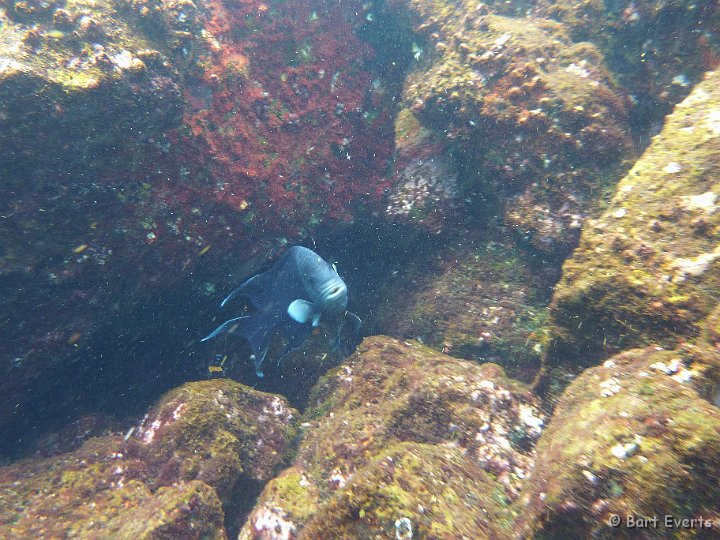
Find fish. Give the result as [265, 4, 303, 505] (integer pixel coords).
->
[202, 246, 361, 377]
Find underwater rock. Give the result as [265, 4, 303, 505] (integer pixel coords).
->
[0, 0, 394, 457]
[0, 379, 298, 538]
[515, 342, 720, 538]
[386, 3, 634, 257]
[105, 480, 227, 539]
[0, 436, 226, 538]
[535, 0, 720, 141]
[0, 0, 190, 175]
[239, 336, 546, 538]
[385, 107, 460, 232]
[184, 0, 396, 231]
[375, 233, 552, 382]
[135, 379, 298, 499]
[548, 69, 720, 365]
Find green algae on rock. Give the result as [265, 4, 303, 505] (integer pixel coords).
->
[0, 0, 199, 174]
[535, 0, 720, 139]
[240, 336, 546, 539]
[548, 69, 720, 366]
[386, 1, 634, 257]
[135, 379, 299, 498]
[103, 480, 227, 539]
[375, 235, 552, 382]
[0, 379, 298, 538]
[0, 436, 226, 539]
[515, 342, 720, 538]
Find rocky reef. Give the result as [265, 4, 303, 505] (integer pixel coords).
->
[549, 69, 720, 366]
[0, 0, 396, 454]
[535, 0, 720, 139]
[0, 379, 297, 538]
[2, 0, 720, 535]
[239, 336, 546, 539]
[517, 308, 720, 538]
[374, 230, 552, 382]
[384, 2, 634, 257]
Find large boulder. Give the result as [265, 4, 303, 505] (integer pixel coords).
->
[240, 336, 546, 538]
[385, 1, 634, 257]
[135, 380, 298, 499]
[0, 379, 298, 538]
[515, 328, 720, 538]
[375, 233, 552, 381]
[548, 69, 720, 365]
[535, 0, 720, 138]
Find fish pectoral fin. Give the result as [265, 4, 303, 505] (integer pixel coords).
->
[312, 312, 321, 328]
[201, 315, 250, 342]
[287, 299, 315, 324]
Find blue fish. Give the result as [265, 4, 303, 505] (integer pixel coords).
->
[202, 246, 361, 377]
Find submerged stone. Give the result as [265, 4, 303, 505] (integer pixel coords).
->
[375, 235, 552, 382]
[549, 70, 720, 366]
[240, 336, 546, 539]
[0, 379, 298, 538]
[515, 339, 720, 538]
[386, 1, 634, 257]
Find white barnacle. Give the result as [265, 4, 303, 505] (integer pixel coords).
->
[663, 162, 682, 174]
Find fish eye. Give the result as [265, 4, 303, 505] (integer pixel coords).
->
[330, 286, 340, 294]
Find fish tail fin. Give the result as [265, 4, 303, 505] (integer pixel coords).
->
[202, 314, 271, 378]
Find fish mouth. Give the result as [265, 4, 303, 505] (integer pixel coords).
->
[321, 281, 348, 313]
[325, 283, 346, 301]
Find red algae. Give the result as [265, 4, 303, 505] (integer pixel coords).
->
[184, 0, 394, 230]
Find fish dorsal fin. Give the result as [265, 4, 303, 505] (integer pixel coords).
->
[288, 299, 315, 324]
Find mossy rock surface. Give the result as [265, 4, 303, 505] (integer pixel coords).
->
[0, 0, 204, 173]
[241, 335, 546, 538]
[386, 1, 634, 257]
[536, 0, 720, 137]
[549, 69, 720, 365]
[0, 436, 226, 539]
[515, 343, 720, 538]
[136, 379, 299, 498]
[0, 379, 298, 538]
[375, 236, 552, 381]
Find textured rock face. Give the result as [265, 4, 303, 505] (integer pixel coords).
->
[0, 0, 196, 174]
[0, 380, 298, 538]
[239, 336, 546, 539]
[135, 380, 298, 498]
[385, 2, 634, 257]
[515, 329, 720, 538]
[0, 436, 228, 539]
[548, 70, 720, 365]
[385, 106, 460, 232]
[375, 234, 552, 382]
[535, 0, 720, 138]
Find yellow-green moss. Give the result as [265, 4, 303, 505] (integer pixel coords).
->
[549, 70, 720, 365]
